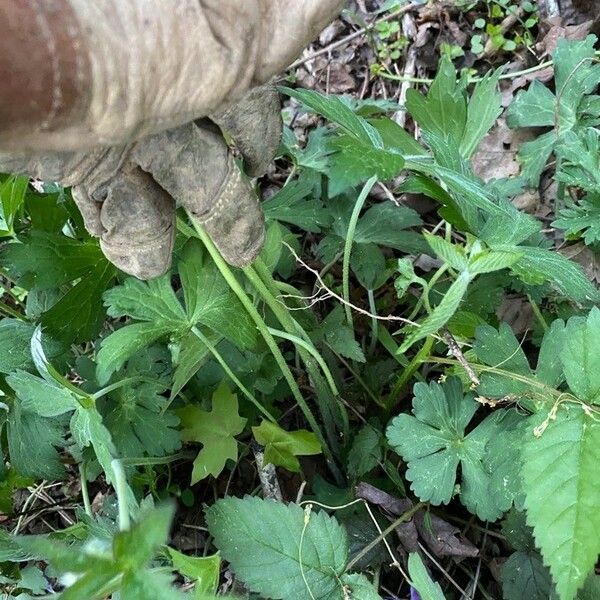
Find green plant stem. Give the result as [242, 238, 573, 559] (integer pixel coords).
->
[527, 294, 549, 332]
[343, 177, 377, 327]
[192, 326, 277, 423]
[367, 289, 378, 356]
[248, 258, 348, 453]
[79, 463, 92, 518]
[268, 327, 339, 396]
[92, 376, 164, 400]
[386, 336, 434, 412]
[0, 300, 25, 320]
[187, 217, 334, 468]
[332, 349, 382, 407]
[407, 264, 448, 322]
[111, 459, 130, 531]
[345, 502, 426, 573]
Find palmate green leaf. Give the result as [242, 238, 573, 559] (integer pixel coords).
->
[6, 399, 66, 480]
[170, 330, 212, 400]
[473, 319, 566, 401]
[460, 69, 503, 158]
[408, 553, 446, 600]
[178, 383, 246, 484]
[556, 129, 600, 193]
[368, 115, 427, 156]
[553, 194, 600, 245]
[386, 377, 508, 520]
[513, 245, 600, 304]
[347, 424, 382, 478]
[104, 276, 186, 324]
[41, 260, 116, 344]
[0, 319, 36, 374]
[400, 271, 471, 352]
[6, 370, 78, 417]
[506, 80, 556, 129]
[424, 233, 468, 271]
[205, 496, 352, 600]
[473, 322, 532, 397]
[327, 135, 404, 197]
[514, 132, 555, 187]
[98, 239, 256, 384]
[351, 242, 388, 290]
[103, 382, 181, 458]
[252, 421, 321, 472]
[521, 404, 600, 600]
[263, 172, 330, 233]
[282, 126, 331, 171]
[281, 87, 384, 148]
[96, 322, 174, 385]
[178, 239, 256, 350]
[353, 203, 424, 252]
[501, 551, 554, 600]
[553, 35, 600, 130]
[468, 249, 522, 274]
[0, 231, 104, 290]
[406, 57, 467, 144]
[318, 305, 365, 363]
[560, 307, 600, 404]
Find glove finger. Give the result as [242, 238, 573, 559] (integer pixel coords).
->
[133, 122, 265, 267]
[256, 0, 346, 82]
[211, 84, 281, 178]
[96, 166, 176, 279]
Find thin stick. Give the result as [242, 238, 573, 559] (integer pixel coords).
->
[442, 328, 480, 387]
[343, 177, 377, 326]
[282, 242, 419, 327]
[288, 3, 419, 70]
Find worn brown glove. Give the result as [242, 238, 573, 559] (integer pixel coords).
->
[0, 86, 281, 278]
[0, 1, 345, 278]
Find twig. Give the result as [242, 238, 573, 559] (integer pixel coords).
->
[251, 441, 283, 502]
[289, 3, 420, 70]
[442, 328, 480, 387]
[418, 540, 469, 598]
[281, 242, 419, 327]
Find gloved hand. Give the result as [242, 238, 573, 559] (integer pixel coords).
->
[0, 86, 281, 279]
[0, 0, 345, 279]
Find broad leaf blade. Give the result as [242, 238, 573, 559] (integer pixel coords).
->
[205, 496, 348, 600]
[521, 405, 600, 600]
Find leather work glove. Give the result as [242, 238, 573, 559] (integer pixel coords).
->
[0, 1, 345, 279]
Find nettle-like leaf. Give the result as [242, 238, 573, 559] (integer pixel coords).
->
[178, 382, 246, 484]
[560, 307, 600, 403]
[97, 238, 256, 384]
[252, 421, 321, 472]
[205, 496, 380, 600]
[347, 424, 382, 478]
[316, 305, 365, 363]
[522, 404, 600, 600]
[386, 377, 515, 520]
